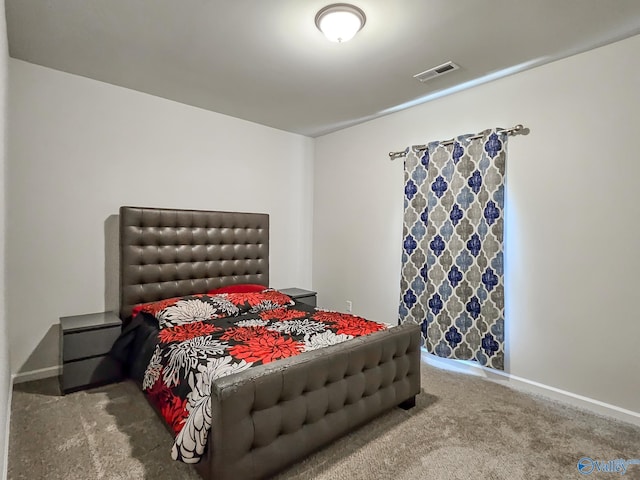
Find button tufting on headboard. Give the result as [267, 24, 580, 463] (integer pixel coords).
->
[119, 206, 269, 320]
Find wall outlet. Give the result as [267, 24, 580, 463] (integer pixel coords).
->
[346, 300, 352, 312]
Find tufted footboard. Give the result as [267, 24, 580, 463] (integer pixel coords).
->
[194, 323, 421, 480]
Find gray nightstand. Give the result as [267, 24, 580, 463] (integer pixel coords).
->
[280, 288, 317, 307]
[60, 311, 123, 394]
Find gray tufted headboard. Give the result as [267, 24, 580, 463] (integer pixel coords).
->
[119, 206, 269, 319]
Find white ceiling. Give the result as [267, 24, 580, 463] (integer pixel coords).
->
[6, 0, 640, 137]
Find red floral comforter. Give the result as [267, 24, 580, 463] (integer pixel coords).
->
[135, 290, 386, 463]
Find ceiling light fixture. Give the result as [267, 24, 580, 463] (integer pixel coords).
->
[315, 3, 366, 43]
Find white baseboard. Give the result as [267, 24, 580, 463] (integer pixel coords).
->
[12, 365, 61, 384]
[3, 376, 13, 480]
[421, 350, 640, 427]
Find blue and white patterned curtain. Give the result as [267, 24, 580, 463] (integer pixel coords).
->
[399, 129, 507, 370]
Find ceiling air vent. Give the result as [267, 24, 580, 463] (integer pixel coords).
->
[413, 61, 460, 83]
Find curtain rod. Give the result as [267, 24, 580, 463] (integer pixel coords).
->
[388, 124, 528, 160]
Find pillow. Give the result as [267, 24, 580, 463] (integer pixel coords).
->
[224, 289, 294, 313]
[134, 294, 243, 329]
[131, 290, 292, 329]
[207, 283, 267, 295]
[131, 297, 184, 318]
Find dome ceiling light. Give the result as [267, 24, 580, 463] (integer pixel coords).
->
[315, 4, 366, 43]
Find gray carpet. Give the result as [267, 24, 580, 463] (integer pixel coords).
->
[8, 363, 640, 480]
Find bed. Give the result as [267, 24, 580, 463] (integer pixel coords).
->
[117, 206, 421, 480]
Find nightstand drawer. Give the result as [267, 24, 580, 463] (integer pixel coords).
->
[63, 326, 121, 362]
[296, 295, 316, 307]
[62, 355, 122, 393]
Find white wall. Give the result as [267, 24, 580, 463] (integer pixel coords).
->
[6, 30, 640, 421]
[7, 59, 313, 375]
[313, 34, 640, 415]
[0, 0, 9, 476]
